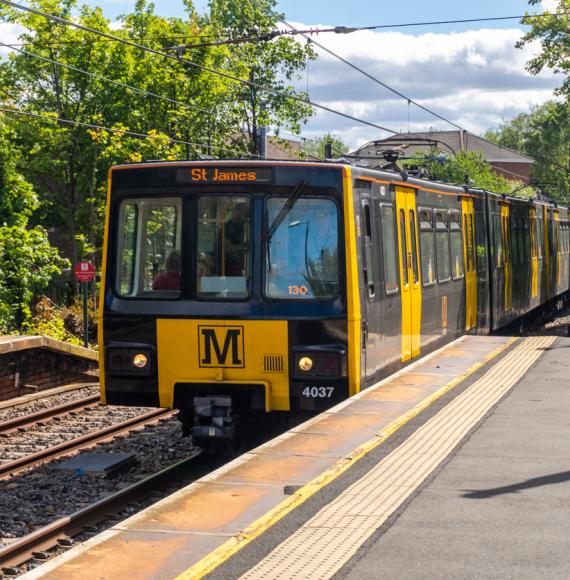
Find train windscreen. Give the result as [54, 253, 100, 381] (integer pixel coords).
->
[264, 197, 340, 299]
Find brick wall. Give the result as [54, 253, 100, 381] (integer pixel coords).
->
[0, 348, 98, 401]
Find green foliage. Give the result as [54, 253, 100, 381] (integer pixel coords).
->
[303, 133, 349, 159]
[0, 225, 68, 332]
[0, 124, 38, 226]
[24, 296, 82, 345]
[485, 101, 569, 202]
[423, 150, 533, 196]
[518, 1, 570, 97]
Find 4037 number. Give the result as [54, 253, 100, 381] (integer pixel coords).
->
[302, 386, 335, 398]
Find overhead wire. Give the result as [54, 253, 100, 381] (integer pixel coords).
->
[3, 11, 569, 49]
[163, 11, 570, 51]
[0, 0, 398, 135]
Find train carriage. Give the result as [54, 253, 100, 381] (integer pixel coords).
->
[98, 160, 569, 444]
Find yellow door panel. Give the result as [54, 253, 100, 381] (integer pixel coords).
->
[461, 199, 477, 330]
[529, 208, 538, 299]
[156, 319, 289, 411]
[501, 204, 512, 311]
[396, 186, 421, 362]
[554, 211, 560, 288]
[544, 205, 550, 298]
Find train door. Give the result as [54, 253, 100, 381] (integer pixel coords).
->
[544, 206, 552, 299]
[501, 204, 512, 311]
[529, 208, 538, 299]
[461, 199, 477, 330]
[395, 186, 421, 362]
[554, 210, 560, 290]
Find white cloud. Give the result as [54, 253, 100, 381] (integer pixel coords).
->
[540, 0, 559, 11]
[0, 22, 25, 59]
[288, 23, 559, 148]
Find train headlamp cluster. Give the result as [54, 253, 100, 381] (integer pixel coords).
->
[292, 347, 347, 379]
[107, 345, 154, 376]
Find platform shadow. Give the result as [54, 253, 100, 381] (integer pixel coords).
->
[462, 470, 570, 499]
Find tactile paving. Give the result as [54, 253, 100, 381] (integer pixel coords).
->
[240, 336, 555, 580]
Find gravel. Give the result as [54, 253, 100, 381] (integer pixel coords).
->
[0, 405, 150, 463]
[0, 416, 199, 548]
[0, 386, 99, 424]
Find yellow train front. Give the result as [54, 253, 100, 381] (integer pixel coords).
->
[99, 161, 359, 443]
[98, 160, 570, 444]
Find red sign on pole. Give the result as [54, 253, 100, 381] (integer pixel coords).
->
[75, 261, 95, 282]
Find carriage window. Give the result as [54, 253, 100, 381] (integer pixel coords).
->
[362, 202, 375, 299]
[547, 214, 554, 256]
[116, 198, 182, 298]
[419, 208, 435, 286]
[475, 211, 487, 277]
[435, 211, 450, 282]
[380, 204, 399, 294]
[494, 213, 503, 268]
[409, 211, 419, 284]
[117, 203, 138, 296]
[511, 217, 520, 266]
[500, 213, 511, 267]
[399, 209, 409, 286]
[523, 219, 530, 261]
[450, 211, 463, 280]
[265, 197, 339, 299]
[197, 196, 251, 298]
[537, 216, 544, 259]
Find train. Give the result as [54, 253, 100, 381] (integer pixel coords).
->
[98, 160, 569, 446]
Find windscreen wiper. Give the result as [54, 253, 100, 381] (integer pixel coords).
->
[266, 180, 308, 242]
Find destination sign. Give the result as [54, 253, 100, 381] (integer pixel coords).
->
[177, 167, 273, 184]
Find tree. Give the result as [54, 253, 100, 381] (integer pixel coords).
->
[207, 0, 315, 155]
[303, 133, 350, 159]
[0, 119, 67, 332]
[423, 150, 534, 197]
[485, 101, 569, 202]
[518, 1, 570, 97]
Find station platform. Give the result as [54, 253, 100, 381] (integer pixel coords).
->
[23, 333, 568, 580]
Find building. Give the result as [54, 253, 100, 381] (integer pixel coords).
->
[351, 130, 535, 184]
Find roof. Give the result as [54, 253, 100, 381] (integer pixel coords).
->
[352, 130, 535, 164]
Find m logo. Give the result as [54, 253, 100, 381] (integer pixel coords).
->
[198, 325, 245, 368]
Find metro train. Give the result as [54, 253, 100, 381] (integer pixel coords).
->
[98, 160, 569, 444]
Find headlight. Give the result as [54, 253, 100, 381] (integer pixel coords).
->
[298, 356, 314, 372]
[132, 353, 148, 368]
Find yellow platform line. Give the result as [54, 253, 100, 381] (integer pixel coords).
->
[176, 336, 518, 580]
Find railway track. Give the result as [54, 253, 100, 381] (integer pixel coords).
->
[0, 452, 204, 573]
[0, 395, 100, 435]
[0, 407, 176, 479]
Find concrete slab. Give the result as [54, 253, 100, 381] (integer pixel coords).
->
[119, 481, 286, 535]
[52, 453, 137, 476]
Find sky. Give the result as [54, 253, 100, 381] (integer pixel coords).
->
[1, 0, 563, 149]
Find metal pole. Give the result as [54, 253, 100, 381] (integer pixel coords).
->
[259, 102, 267, 160]
[83, 281, 89, 349]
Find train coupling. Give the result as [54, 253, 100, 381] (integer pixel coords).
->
[192, 396, 237, 440]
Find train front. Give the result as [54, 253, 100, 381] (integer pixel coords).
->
[99, 161, 359, 444]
